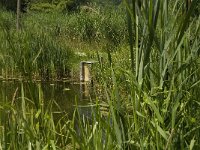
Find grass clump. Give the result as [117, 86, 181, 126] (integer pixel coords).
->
[0, 83, 70, 149]
[0, 10, 75, 80]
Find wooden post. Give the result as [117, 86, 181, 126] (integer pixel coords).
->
[16, 0, 21, 31]
[80, 61, 96, 100]
[186, 0, 192, 12]
[80, 61, 95, 82]
[80, 83, 90, 99]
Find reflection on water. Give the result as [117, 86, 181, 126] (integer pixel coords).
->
[0, 80, 93, 120]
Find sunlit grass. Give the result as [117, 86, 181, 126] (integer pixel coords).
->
[0, 0, 199, 149]
[0, 6, 127, 80]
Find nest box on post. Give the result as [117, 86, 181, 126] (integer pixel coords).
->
[80, 61, 96, 82]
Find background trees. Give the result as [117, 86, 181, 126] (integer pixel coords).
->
[0, 0, 122, 12]
[0, 0, 90, 12]
[0, 0, 28, 12]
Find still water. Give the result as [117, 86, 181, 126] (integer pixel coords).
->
[0, 80, 93, 120]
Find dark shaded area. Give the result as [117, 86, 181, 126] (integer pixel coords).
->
[0, 0, 123, 13]
[0, 0, 28, 12]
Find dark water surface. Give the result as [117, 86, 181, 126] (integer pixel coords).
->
[0, 80, 92, 120]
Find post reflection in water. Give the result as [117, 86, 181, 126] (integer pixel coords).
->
[0, 80, 92, 121]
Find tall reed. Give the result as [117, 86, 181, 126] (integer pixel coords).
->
[69, 0, 200, 149]
[0, 1, 199, 149]
[0, 82, 75, 149]
[0, 7, 127, 80]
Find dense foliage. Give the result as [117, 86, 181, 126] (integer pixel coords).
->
[0, 0, 119, 12]
[0, 0, 199, 149]
[0, 2, 127, 80]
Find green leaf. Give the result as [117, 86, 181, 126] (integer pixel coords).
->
[172, 99, 180, 129]
[136, 111, 146, 119]
[35, 109, 41, 119]
[50, 140, 56, 150]
[144, 94, 164, 124]
[189, 137, 196, 150]
[151, 121, 168, 141]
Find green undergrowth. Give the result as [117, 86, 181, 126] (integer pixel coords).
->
[0, 0, 200, 149]
[0, 5, 127, 80]
[0, 82, 75, 149]
[74, 0, 200, 149]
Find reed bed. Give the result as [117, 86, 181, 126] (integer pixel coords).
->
[69, 0, 200, 149]
[0, 83, 68, 149]
[0, 0, 200, 149]
[0, 6, 127, 80]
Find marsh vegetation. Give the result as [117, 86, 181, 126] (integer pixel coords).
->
[0, 0, 200, 149]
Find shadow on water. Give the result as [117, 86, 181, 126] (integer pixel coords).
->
[0, 80, 93, 122]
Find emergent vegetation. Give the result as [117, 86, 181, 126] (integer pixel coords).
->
[0, 0, 200, 149]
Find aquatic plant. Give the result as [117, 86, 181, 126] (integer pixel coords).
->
[0, 0, 199, 149]
[69, 0, 200, 149]
[0, 6, 127, 80]
[0, 82, 71, 149]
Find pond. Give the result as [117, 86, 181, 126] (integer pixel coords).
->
[0, 80, 93, 121]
